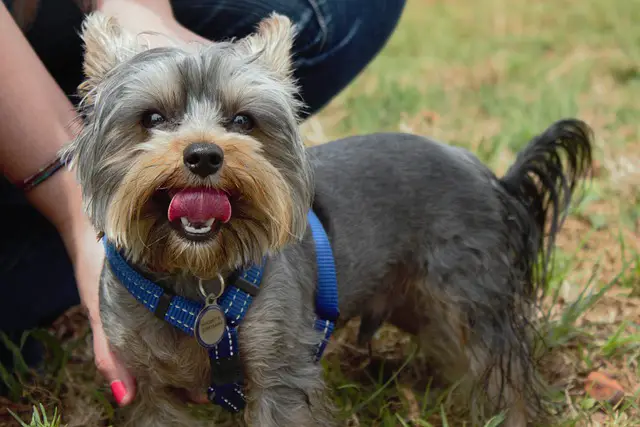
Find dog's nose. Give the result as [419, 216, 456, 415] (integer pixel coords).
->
[183, 143, 224, 178]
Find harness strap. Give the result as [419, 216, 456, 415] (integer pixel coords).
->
[208, 326, 246, 412]
[207, 262, 263, 412]
[307, 210, 339, 361]
[104, 241, 203, 335]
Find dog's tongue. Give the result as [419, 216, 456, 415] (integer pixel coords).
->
[167, 188, 231, 223]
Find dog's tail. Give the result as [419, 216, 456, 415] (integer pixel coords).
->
[499, 118, 594, 293]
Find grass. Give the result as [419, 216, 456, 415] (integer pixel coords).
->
[8, 405, 63, 427]
[2, 0, 640, 425]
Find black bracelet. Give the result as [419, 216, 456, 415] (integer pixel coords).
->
[14, 156, 66, 192]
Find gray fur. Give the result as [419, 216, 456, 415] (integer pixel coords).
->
[65, 13, 594, 427]
[65, 41, 309, 255]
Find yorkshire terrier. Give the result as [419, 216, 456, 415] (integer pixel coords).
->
[62, 12, 593, 427]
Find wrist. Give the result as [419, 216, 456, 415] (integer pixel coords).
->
[27, 167, 93, 254]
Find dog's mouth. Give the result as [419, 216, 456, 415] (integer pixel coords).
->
[154, 188, 232, 242]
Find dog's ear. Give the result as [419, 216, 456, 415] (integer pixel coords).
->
[78, 12, 141, 100]
[237, 13, 296, 77]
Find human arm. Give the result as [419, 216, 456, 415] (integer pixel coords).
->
[0, 0, 209, 406]
[0, 2, 138, 406]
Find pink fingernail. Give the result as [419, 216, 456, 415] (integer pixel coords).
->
[111, 380, 127, 405]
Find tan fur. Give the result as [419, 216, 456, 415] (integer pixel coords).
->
[106, 130, 294, 278]
[361, 267, 532, 425]
[392, 281, 532, 427]
[237, 13, 296, 77]
[466, 349, 529, 426]
[78, 13, 144, 101]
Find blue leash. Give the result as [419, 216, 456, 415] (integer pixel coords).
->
[103, 209, 338, 412]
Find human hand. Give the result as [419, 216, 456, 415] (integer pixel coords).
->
[98, 0, 210, 49]
[58, 211, 136, 406]
[61, 208, 212, 405]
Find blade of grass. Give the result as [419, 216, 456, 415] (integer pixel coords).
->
[353, 347, 417, 414]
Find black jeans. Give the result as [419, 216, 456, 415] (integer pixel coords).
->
[0, 0, 405, 367]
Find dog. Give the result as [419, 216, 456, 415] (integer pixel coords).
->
[62, 12, 593, 427]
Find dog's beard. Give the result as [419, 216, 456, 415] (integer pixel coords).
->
[105, 132, 298, 278]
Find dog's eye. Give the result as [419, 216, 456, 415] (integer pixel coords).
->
[229, 114, 254, 133]
[141, 111, 166, 129]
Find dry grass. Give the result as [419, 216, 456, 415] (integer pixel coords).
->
[2, 0, 639, 425]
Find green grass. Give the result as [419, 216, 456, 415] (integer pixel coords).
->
[3, 0, 640, 425]
[8, 405, 63, 427]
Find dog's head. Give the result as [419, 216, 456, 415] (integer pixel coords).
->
[62, 13, 313, 277]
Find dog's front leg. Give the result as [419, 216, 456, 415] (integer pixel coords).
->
[239, 269, 337, 427]
[116, 379, 205, 427]
[245, 379, 336, 427]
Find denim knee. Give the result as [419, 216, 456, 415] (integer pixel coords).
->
[292, 0, 407, 114]
[172, 0, 406, 115]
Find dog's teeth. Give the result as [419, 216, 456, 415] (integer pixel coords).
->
[184, 224, 204, 233]
[178, 216, 214, 235]
[184, 224, 212, 234]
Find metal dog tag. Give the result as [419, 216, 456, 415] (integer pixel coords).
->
[195, 275, 227, 349]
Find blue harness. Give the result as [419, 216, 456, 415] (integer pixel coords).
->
[103, 210, 338, 413]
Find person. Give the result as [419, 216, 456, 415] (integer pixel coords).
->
[0, 0, 405, 406]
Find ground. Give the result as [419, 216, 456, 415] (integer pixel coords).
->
[2, 0, 639, 425]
